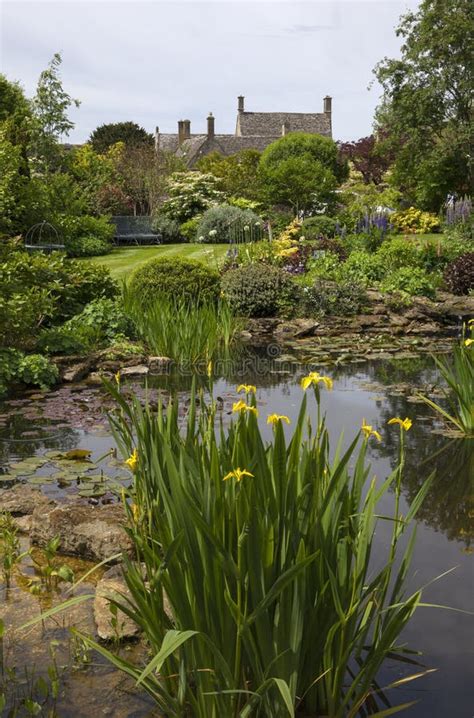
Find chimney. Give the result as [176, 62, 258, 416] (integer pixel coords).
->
[238, 95, 245, 112]
[178, 120, 185, 145]
[323, 95, 332, 115]
[281, 120, 290, 136]
[183, 119, 191, 139]
[207, 112, 215, 139]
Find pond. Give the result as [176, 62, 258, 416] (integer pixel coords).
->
[0, 350, 472, 717]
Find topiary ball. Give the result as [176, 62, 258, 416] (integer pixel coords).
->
[443, 252, 474, 296]
[129, 257, 220, 306]
[221, 263, 297, 317]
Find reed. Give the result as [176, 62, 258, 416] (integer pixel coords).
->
[417, 336, 474, 437]
[75, 379, 433, 717]
[124, 288, 240, 367]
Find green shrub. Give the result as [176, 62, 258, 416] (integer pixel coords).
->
[0, 348, 23, 398]
[338, 250, 384, 286]
[0, 252, 119, 331]
[196, 204, 263, 244]
[302, 215, 337, 239]
[300, 279, 368, 317]
[37, 325, 95, 355]
[101, 338, 146, 362]
[443, 252, 474, 295]
[151, 215, 184, 244]
[221, 263, 297, 317]
[129, 257, 220, 307]
[160, 172, 225, 223]
[179, 216, 201, 243]
[65, 298, 135, 344]
[17, 354, 59, 389]
[56, 214, 114, 257]
[376, 237, 422, 272]
[312, 236, 348, 261]
[0, 287, 56, 350]
[380, 267, 437, 298]
[303, 252, 341, 284]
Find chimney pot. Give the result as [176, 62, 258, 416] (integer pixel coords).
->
[207, 112, 215, 139]
[183, 119, 191, 139]
[178, 120, 185, 146]
[323, 95, 332, 114]
[238, 95, 245, 112]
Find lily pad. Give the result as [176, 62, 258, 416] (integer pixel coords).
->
[0, 474, 18, 482]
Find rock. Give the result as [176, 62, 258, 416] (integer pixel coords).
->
[357, 314, 387, 327]
[13, 515, 32, 533]
[30, 502, 132, 562]
[438, 295, 474, 318]
[63, 360, 95, 383]
[406, 321, 441, 335]
[120, 365, 149, 377]
[388, 313, 409, 327]
[85, 371, 107, 386]
[293, 319, 320, 338]
[148, 356, 173, 374]
[0, 485, 50, 516]
[94, 573, 140, 640]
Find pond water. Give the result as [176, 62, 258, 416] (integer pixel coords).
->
[0, 351, 472, 717]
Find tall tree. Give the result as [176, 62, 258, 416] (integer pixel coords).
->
[89, 121, 153, 154]
[29, 53, 80, 173]
[259, 133, 347, 214]
[373, 0, 473, 210]
[338, 135, 393, 185]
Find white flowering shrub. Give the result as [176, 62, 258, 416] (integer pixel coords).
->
[160, 172, 225, 223]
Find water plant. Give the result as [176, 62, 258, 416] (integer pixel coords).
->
[417, 333, 474, 437]
[124, 289, 240, 366]
[0, 512, 29, 589]
[71, 377, 433, 717]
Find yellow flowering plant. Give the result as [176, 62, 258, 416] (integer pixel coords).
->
[69, 376, 434, 718]
[267, 414, 291, 426]
[361, 419, 382, 442]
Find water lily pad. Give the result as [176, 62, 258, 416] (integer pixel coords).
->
[79, 487, 106, 497]
[28, 476, 54, 484]
[0, 474, 18, 482]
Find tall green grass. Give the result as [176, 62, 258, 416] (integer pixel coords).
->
[418, 340, 474, 436]
[78, 381, 433, 717]
[124, 288, 241, 366]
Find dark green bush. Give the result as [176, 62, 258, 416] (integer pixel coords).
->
[129, 257, 220, 307]
[313, 237, 348, 261]
[152, 215, 184, 244]
[37, 325, 96, 355]
[339, 251, 384, 286]
[0, 348, 23, 398]
[302, 216, 337, 239]
[443, 252, 474, 295]
[0, 252, 119, 349]
[56, 215, 114, 257]
[196, 204, 263, 244]
[300, 279, 368, 317]
[221, 263, 297, 317]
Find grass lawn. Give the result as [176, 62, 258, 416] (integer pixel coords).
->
[81, 244, 229, 280]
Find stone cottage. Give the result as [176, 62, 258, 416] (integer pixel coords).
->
[155, 95, 332, 166]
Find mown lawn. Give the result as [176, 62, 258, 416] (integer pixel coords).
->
[81, 244, 229, 280]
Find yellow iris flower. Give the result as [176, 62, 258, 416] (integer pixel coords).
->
[300, 372, 333, 391]
[232, 400, 258, 416]
[237, 384, 257, 394]
[125, 448, 139, 471]
[267, 414, 291, 425]
[465, 338, 473, 347]
[114, 370, 121, 385]
[223, 468, 254, 482]
[361, 419, 382, 442]
[388, 417, 413, 431]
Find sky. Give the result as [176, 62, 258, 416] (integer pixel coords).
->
[0, 0, 419, 143]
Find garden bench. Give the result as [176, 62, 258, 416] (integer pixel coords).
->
[111, 216, 160, 245]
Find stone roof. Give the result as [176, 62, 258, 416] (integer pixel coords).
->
[237, 111, 331, 138]
[157, 133, 282, 166]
